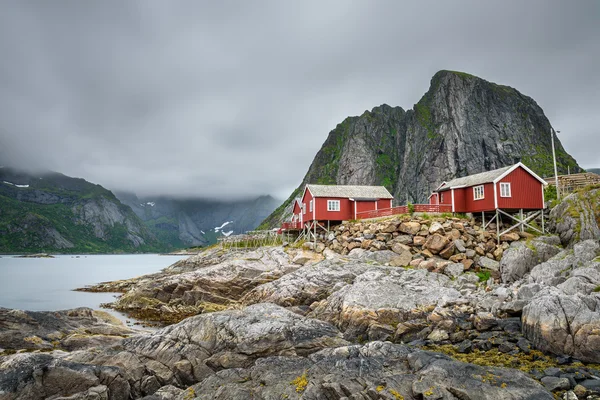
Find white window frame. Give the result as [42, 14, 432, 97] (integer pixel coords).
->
[473, 185, 485, 200]
[309, 200, 313, 212]
[500, 182, 511, 198]
[327, 200, 340, 211]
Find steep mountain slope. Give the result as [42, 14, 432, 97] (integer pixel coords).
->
[262, 70, 581, 227]
[0, 168, 164, 253]
[116, 192, 281, 247]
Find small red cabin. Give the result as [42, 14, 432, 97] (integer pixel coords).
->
[431, 162, 546, 213]
[290, 184, 393, 227]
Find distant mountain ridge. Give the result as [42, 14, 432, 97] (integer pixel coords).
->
[261, 70, 581, 228]
[116, 192, 280, 247]
[0, 167, 163, 253]
[587, 168, 600, 175]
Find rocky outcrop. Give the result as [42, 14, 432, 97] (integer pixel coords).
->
[522, 286, 600, 364]
[0, 306, 556, 400]
[309, 268, 461, 341]
[240, 260, 376, 307]
[549, 188, 600, 247]
[0, 353, 130, 400]
[499, 236, 562, 283]
[0, 304, 348, 399]
[0, 307, 135, 353]
[189, 341, 553, 400]
[522, 240, 600, 363]
[262, 70, 581, 227]
[95, 247, 300, 324]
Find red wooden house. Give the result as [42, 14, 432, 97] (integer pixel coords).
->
[288, 184, 393, 230]
[430, 162, 546, 213]
[430, 162, 547, 236]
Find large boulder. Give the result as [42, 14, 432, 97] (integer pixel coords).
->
[424, 233, 449, 254]
[549, 188, 600, 247]
[0, 307, 135, 352]
[522, 287, 600, 363]
[529, 240, 600, 286]
[309, 268, 461, 340]
[189, 341, 553, 400]
[0, 353, 130, 400]
[241, 260, 377, 307]
[500, 237, 562, 283]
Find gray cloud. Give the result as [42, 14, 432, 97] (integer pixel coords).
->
[0, 0, 598, 200]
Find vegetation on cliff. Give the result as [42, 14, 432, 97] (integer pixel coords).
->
[261, 70, 581, 228]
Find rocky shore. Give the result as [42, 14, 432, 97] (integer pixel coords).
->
[1, 188, 600, 399]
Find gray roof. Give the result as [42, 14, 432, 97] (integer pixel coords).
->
[306, 184, 393, 199]
[437, 164, 514, 191]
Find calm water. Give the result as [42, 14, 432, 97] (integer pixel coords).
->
[0, 254, 187, 322]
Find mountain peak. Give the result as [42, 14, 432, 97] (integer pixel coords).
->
[261, 70, 581, 228]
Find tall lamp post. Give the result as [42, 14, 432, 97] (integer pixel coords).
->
[551, 128, 560, 200]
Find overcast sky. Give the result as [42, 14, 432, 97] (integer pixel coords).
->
[0, 1, 598, 200]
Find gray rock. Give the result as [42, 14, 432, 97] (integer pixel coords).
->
[0, 307, 135, 352]
[549, 189, 600, 247]
[0, 353, 130, 400]
[500, 239, 562, 283]
[189, 341, 553, 400]
[309, 268, 460, 340]
[529, 252, 575, 286]
[517, 283, 544, 300]
[522, 287, 600, 363]
[241, 260, 376, 307]
[427, 329, 449, 342]
[541, 376, 571, 391]
[454, 239, 466, 253]
[61, 303, 349, 398]
[479, 256, 500, 271]
[443, 263, 464, 279]
[574, 239, 600, 264]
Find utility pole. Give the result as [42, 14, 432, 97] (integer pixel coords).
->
[551, 128, 560, 201]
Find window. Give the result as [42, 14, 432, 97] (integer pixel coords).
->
[309, 200, 313, 212]
[440, 193, 444, 203]
[302, 203, 306, 214]
[327, 200, 340, 211]
[500, 182, 511, 198]
[473, 185, 485, 200]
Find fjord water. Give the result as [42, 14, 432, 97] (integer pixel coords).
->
[0, 254, 186, 318]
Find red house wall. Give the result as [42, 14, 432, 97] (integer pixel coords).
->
[356, 200, 376, 214]
[453, 189, 466, 212]
[377, 199, 392, 209]
[429, 194, 438, 205]
[439, 191, 451, 206]
[315, 197, 353, 221]
[464, 182, 496, 213]
[497, 167, 544, 210]
[301, 189, 314, 222]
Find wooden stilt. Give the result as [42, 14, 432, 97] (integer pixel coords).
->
[496, 210, 500, 244]
[520, 209, 524, 233]
[541, 211, 545, 234]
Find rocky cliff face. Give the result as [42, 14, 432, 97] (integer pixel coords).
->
[262, 70, 581, 227]
[0, 167, 162, 253]
[116, 192, 280, 247]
